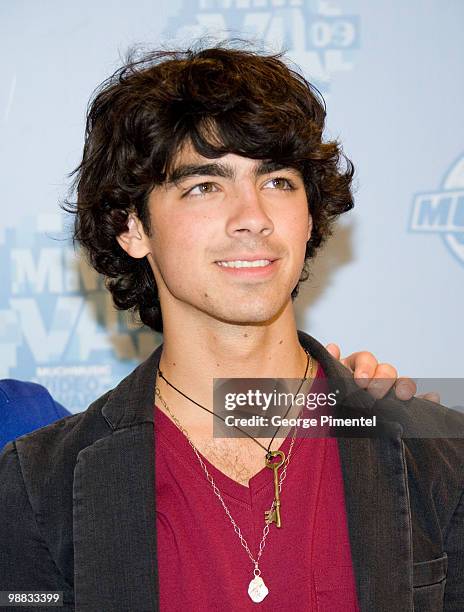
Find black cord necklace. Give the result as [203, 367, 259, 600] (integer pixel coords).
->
[156, 348, 312, 458]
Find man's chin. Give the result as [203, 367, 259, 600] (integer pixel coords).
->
[204, 301, 290, 327]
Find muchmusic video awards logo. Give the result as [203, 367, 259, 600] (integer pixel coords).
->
[410, 154, 464, 266]
[0, 213, 161, 413]
[163, 0, 360, 93]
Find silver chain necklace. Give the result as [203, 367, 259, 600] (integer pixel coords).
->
[154, 351, 313, 603]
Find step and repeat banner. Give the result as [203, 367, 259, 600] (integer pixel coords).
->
[0, 0, 462, 413]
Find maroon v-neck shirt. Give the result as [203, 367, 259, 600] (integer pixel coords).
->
[154, 365, 360, 611]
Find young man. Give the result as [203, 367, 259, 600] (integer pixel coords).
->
[1, 43, 463, 611]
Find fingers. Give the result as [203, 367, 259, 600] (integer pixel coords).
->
[392, 377, 417, 401]
[363, 363, 399, 399]
[340, 351, 378, 389]
[325, 343, 341, 360]
[417, 392, 441, 404]
[328, 347, 433, 404]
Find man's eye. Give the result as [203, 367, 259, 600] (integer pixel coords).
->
[264, 177, 295, 190]
[187, 182, 218, 196]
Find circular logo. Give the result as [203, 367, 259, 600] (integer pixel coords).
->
[442, 155, 464, 264]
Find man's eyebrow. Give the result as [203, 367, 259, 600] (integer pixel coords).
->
[165, 160, 302, 186]
[254, 160, 302, 178]
[166, 163, 235, 185]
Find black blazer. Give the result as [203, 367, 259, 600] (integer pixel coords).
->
[1, 331, 463, 611]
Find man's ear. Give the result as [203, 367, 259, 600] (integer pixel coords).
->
[116, 214, 151, 259]
[307, 213, 313, 242]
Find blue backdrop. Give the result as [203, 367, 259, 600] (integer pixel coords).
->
[0, 0, 462, 413]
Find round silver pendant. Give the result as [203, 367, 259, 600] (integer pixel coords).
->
[248, 576, 269, 603]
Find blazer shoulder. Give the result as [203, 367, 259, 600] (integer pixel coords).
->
[18, 387, 112, 452]
[377, 394, 464, 468]
[388, 394, 464, 448]
[394, 396, 464, 513]
[2, 387, 114, 500]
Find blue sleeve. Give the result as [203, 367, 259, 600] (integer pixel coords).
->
[0, 380, 71, 450]
[51, 399, 70, 419]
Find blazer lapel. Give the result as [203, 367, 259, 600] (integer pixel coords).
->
[73, 344, 164, 612]
[297, 331, 414, 612]
[73, 424, 158, 612]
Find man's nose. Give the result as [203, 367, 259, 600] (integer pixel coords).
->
[225, 185, 274, 237]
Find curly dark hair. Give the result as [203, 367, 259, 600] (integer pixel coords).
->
[67, 39, 354, 333]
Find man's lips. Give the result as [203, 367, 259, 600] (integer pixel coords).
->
[214, 255, 279, 263]
[213, 257, 280, 276]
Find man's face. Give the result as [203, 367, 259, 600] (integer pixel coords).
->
[141, 143, 312, 326]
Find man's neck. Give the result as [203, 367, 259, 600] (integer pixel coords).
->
[161, 299, 304, 370]
[155, 301, 309, 437]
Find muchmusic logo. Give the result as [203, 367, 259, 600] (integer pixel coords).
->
[410, 154, 464, 265]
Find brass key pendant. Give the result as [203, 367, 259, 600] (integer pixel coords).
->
[264, 450, 286, 528]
